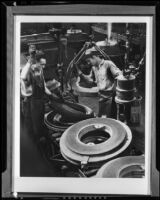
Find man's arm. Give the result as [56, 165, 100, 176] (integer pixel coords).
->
[76, 66, 94, 83]
[20, 58, 34, 90]
[20, 60, 33, 96]
[44, 83, 52, 95]
[44, 82, 64, 102]
[107, 60, 122, 78]
[21, 59, 32, 82]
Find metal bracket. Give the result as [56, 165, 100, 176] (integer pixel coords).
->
[81, 156, 90, 169]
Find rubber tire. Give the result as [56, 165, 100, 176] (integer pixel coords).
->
[60, 118, 132, 165]
[96, 155, 144, 177]
[49, 100, 94, 123]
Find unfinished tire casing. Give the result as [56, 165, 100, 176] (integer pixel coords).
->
[96, 155, 144, 178]
[60, 118, 132, 166]
[44, 102, 95, 132]
[71, 77, 99, 97]
[49, 100, 95, 123]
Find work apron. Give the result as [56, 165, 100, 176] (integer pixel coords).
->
[98, 83, 117, 118]
[22, 69, 46, 141]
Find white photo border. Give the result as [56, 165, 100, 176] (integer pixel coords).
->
[12, 16, 153, 195]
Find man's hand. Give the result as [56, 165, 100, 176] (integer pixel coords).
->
[27, 56, 36, 65]
[49, 92, 64, 103]
[27, 57, 32, 65]
[29, 44, 36, 54]
[75, 65, 82, 76]
[28, 45, 36, 64]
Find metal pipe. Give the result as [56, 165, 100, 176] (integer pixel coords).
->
[94, 44, 111, 60]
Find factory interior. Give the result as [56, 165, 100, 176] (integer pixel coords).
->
[20, 22, 146, 178]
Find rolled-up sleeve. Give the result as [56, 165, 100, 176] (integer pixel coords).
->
[20, 62, 32, 96]
[80, 68, 94, 83]
[21, 62, 31, 81]
[107, 60, 122, 78]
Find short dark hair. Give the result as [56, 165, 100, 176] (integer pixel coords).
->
[84, 50, 102, 60]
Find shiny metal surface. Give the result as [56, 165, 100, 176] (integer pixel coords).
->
[116, 74, 136, 102]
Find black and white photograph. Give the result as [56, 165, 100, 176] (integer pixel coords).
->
[20, 21, 146, 178]
[11, 15, 154, 195]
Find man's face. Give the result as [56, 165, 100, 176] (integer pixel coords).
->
[86, 56, 97, 66]
[32, 58, 46, 71]
[39, 58, 46, 69]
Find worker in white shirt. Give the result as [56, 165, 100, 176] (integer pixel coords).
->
[77, 49, 122, 118]
[21, 44, 63, 143]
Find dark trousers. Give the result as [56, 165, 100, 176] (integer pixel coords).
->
[98, 91, 117, 118]
[22, 97, 46, 141]
[30, 98, 46, 139]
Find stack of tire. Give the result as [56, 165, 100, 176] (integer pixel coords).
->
[60, 118, 132, 169]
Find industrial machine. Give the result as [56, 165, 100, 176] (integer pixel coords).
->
[115, 25, 145, 125]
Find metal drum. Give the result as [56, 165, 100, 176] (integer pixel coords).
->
[60, 118, 132, 167]
[116, 74, 136, 103]
[96, 155, 144, 178]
